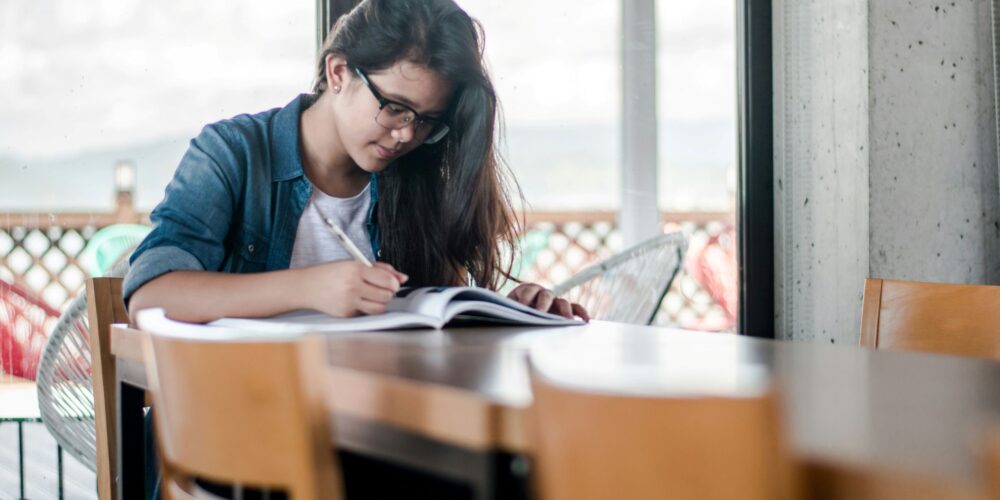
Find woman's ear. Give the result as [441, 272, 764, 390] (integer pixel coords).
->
[325, 54, 350, 94]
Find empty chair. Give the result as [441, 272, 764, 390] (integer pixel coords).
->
[553, 232, 687, 325]
[77, 223, 150, 278]
[36, 289, 100, 473]
[860, 278, 1000, 359]
[140, 326, 341, 500]
[36, 261, 131, 488]
[527, 359, 795, 500]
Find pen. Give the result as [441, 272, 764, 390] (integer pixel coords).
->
[314, 204, 373, 267]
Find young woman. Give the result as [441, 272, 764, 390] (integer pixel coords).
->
[125, 0, 589, 323]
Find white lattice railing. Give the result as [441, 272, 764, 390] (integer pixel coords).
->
[0, 206, 736, 332]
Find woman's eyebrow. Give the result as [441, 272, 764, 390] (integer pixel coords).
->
[382, 90, 445, 117]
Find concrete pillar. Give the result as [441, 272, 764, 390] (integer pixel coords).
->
[774, 0, 871, 343]
[869, 0, 1000, 285]
[775, 0, 1000, 343]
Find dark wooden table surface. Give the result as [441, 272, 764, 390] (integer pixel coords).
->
[112, 320, 1000, 499]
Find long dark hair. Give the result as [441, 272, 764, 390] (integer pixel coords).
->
[314, 0, 522, 289]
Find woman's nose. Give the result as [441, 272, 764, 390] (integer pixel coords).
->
[391, 124, 415, 144]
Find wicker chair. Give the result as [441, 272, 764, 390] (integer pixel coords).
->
[36, 260, 131, 472]
[553, 232, 687, 325]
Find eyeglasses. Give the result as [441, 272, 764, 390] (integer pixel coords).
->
[353, 66, 450, 145]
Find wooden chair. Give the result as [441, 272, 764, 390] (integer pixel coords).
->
[527, 363, 796, 500]
[986, 432, 1000, 500]
[86, 277, 130, 500]
[860, 278, 1000, 359]
[141, 330, 342, 499]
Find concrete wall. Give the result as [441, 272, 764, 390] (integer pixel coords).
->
[868, 0, 1000, 284]
[774, 0, 1000, 342]
[775, 0, 871, 343]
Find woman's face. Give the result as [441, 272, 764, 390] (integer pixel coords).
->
[326, 56, 454, 173]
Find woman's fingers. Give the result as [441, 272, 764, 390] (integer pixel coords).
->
[354, 267, 401, 315]
[552, 298, 573, 319]
[358, 282, 395, 304]
[533, 289, 556, 313]
[361, 265, 402, 292]
[510, 284, 579, 318]
[357, 297, 387, 316]
[510, 284, 542, 306]
[374, 262, 408, 284]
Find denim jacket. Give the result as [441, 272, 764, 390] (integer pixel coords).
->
[123, 94, 381, 306]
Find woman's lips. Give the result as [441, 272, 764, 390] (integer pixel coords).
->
[375, 144, 399, 160]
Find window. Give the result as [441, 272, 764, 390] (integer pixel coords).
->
[0, 2, 315, 309]
[657, 0, 738, 330]
[459, 1, 738, 330]
[458, 1, 620, 211]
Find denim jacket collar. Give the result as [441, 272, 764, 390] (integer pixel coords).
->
[272, 94, 311, 182]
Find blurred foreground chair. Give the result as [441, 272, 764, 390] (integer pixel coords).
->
[987, 432, 1000, 500]
[553, 232, 687, 325]
[527, 360, 795, 500]
[140, 324, 342, 499]
[860, 278, 1000, 359]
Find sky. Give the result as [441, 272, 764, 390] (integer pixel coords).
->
[0, 0, 736, 211]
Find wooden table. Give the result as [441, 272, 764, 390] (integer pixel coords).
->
[111, 321, 1000, 499]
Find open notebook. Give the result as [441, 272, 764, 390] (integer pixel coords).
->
[207, 286, 583, 333]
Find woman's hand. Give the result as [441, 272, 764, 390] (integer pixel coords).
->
[303, 261, 408, 317]
[507, 283, 590, 322]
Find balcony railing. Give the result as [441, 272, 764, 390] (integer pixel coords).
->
[0, 199, 736, 333]
[519, 211, 735, 331]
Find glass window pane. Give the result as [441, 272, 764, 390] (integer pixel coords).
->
[0, 1, 315, 212]
[658, 0, 736, 213]
[457, 1, 620, 210]
[658, 0, 738, 331]
[0, 0, 314, 331]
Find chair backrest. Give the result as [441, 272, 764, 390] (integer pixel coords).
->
[528, 364, 794, 500]
[86, 276, 130, 499]
[143, 332, 342, 500]
[860, 278, 1000, 359]
[78, 224, 151, 277]
[553, 232, 687, 325]
[37, 291, 98, 472]
[38, 261, 134, 476]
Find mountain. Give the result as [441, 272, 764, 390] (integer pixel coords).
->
[0, 122, 733, 213]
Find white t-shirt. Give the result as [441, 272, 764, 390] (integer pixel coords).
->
[289, 184, 375, 269]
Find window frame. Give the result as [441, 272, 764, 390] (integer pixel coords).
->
[736, 0, 775, 338]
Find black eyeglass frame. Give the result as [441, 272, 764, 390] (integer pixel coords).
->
[352, 66, 450, 145]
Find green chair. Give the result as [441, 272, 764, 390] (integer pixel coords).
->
[500, 228, 551, 294]
[78, 224, 150, 277]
